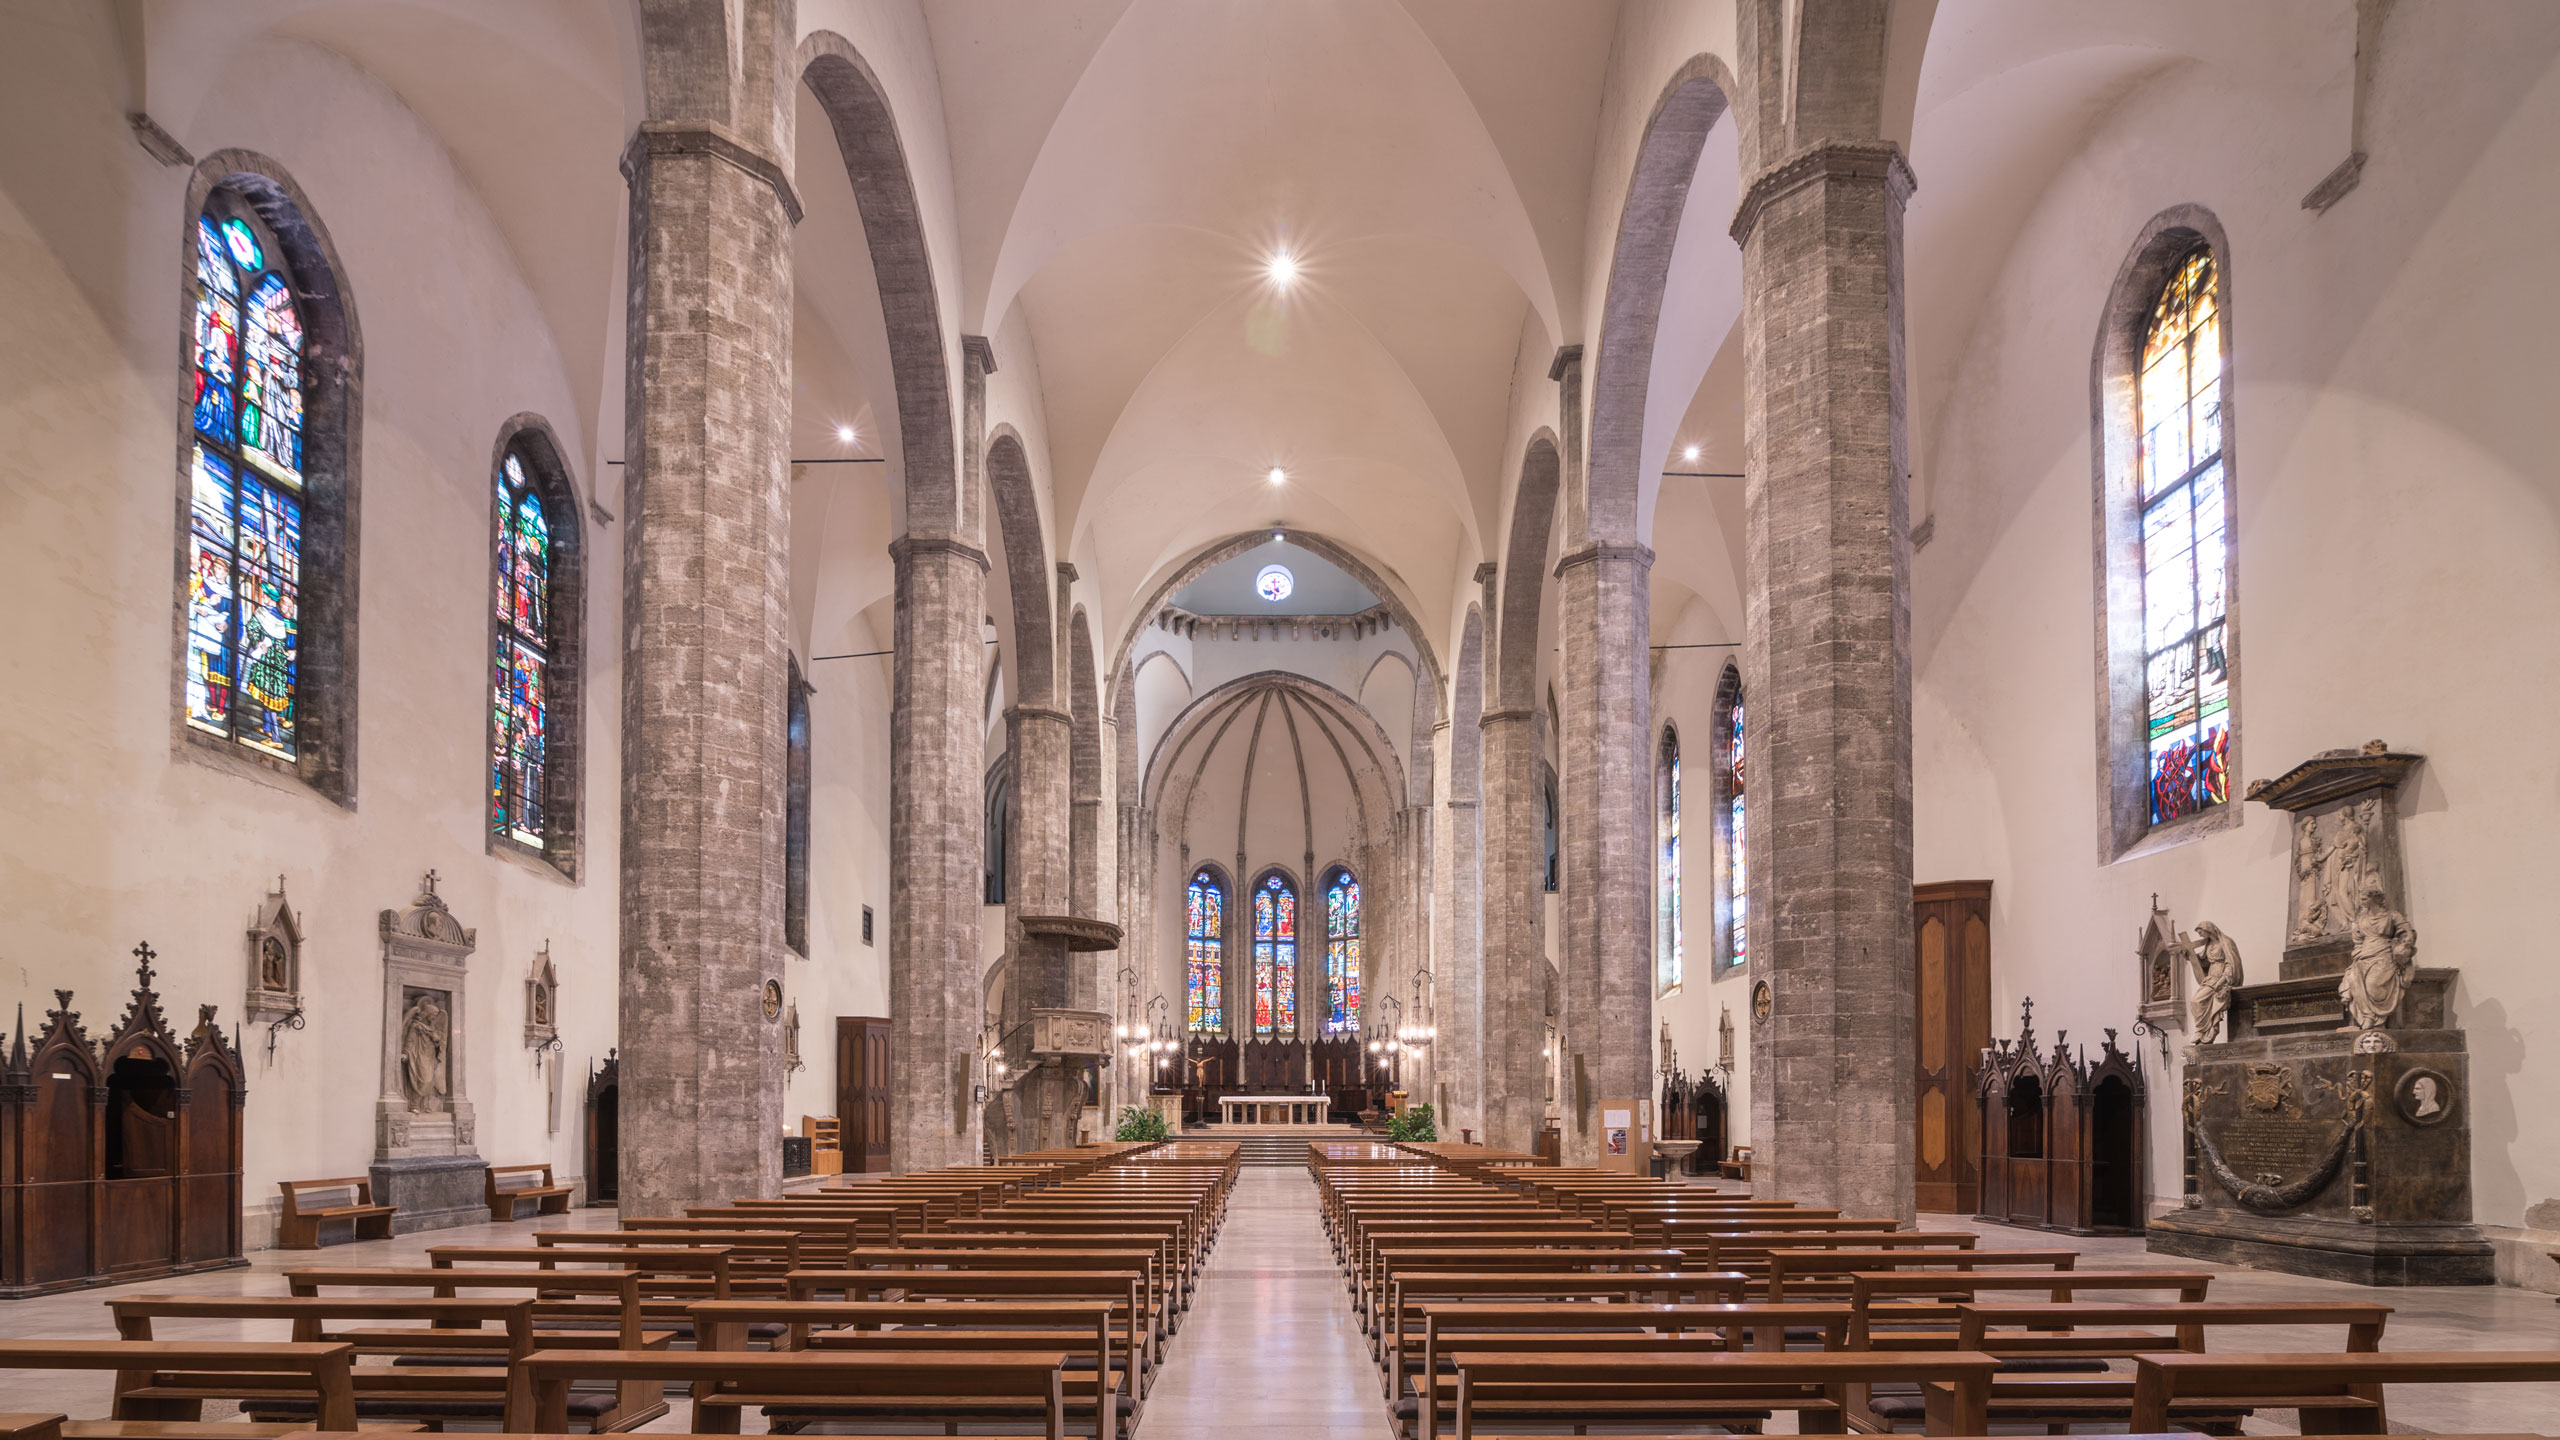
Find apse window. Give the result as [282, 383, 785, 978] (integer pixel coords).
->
[1255, 564, 1294, 603]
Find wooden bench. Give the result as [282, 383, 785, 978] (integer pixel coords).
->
[1446, 1346, 2001, 1437]
[104, 1295, 535, 1432]
[1406, 1302, 1850, 1437]
[518, 1345, 1070, 1437]
[1848, 1268, 2216, 1349]
[2130, 1351, 2560, 1434]
[0, 1341, 357, 1433]
[276, 1178, 395, 1251]
[693, 1298, 1128, 1439]
[484, 1163, 575, 1222]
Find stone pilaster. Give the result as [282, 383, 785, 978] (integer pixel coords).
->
[1556, 541, 1654, 1164]
[1479, 708, 1547, 1151]
[889, 534, 988, 1171]
[613, 62, 800, 1213]
[1735, 140, 1918, 1223]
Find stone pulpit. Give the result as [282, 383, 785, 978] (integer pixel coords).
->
[2147, 742, 2491, 1284]
[370, 872, 490, 1232]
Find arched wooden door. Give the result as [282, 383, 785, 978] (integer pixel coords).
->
[1913, 882, 1992, 1213]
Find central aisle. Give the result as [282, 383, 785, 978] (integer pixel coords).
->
[1142, 1166, 1380, 1438]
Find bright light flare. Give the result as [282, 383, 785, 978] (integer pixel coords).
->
[1682, 444, 1701, 462]
[836, 424, 858, 445]
[1266, 250, 1299, 288]
[1267, 466, 1287, 486]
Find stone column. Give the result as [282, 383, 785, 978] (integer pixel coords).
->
[1734, 141, 1917, 1223]
[1556, 541, 1654, 1164]
[1479, 707, 1547, 1152]
[889, 534, 987, 1172]
[1003, 701, 1077, 1150]
[614, 12, 800, 1214]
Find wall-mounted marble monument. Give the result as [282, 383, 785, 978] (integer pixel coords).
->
[370, 871, 490, 1232]
[2147, 741, 2490, 1284]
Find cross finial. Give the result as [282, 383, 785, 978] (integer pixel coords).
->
[2021, 995, 2034, 1029]
[132, 941, 158, 986]
[422, 869, 440, 895]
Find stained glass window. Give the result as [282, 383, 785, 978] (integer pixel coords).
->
[1185, 868, 1224, 1032]
[1659, 727, 1682, 992]
[1323, 868, 1361, 1035]
[2137, 248, 2230, 825]
[491, 453, 553, 845]
[186, 202, 305, 758]
[1253, 873, 1298, 1038]
[1725, 690, 1747, 972]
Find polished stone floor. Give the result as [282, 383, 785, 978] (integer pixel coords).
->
[3, 1171, 2558, 1435]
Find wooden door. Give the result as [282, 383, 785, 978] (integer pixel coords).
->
[836, 1017, 892, 1173]
[1913, 881, 1992, 1213]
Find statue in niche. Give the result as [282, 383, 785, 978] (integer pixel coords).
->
[2291, 814, 2332, 941]
[2340, 881, 2419, 1031]
[2322, 800, 2385, 935]
[260, 936, 289, 993]
[2186, 922, 2243, 1045]
[402, 992, 452, 1113]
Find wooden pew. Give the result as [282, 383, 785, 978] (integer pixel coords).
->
[692, 1298, 1127, 1440]
[483, 1163, 575, 1222]
[1848, 1268, 2215, 1350]
[1383, 1272, 1748, 1371]
[275, 1178, 395, 1251]
[1406, 1302, 1851, 1438]
[0, 1342, 357, 1433]
[104, 1295, 534, 1432]
[1445, 1347, 2004, 1437]
[1764, 1246, 2081, 1301]
[2129, 1351, 2560, 1434]
[518, 1346, 1070, 1437]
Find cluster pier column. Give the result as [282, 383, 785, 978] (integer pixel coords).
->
[1735, 139, 1919, 1224]
[1556, 541, 1655, 1164]
[613, 0, 801, 1216]
[1478, 707, 1547, 1152]
[889, 534, 989, 1171]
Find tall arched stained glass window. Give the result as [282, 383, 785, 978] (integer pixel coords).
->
[2137, 247, 2230, 824]
[1323, 867, 1361, 1035]
[186, 201, 306, 759]
[1252, 873, 1298, 1038]
[1713, 668, 1747, 976]
[1185, 867, 1224, 1032]
[1658, 726, 1682, 993]
[492, 452, 552, 845]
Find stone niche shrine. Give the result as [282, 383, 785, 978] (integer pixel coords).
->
[2146, 741, 2491, 1284]
[370, 871, 489, 1231]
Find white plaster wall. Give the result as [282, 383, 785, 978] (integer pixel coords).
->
[0, 23, 620, 1236]
[1647, 591, 1751, 1153]
[1909, 7, 2560, 1229]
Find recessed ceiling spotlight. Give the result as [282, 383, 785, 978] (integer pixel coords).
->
[1682, 444, 1701, 463]
[1267, 466, 1287, 485]
[836, 424, 857, 445]
[1272, 527, 1285, 545]
[1266, 251, 1299, 289]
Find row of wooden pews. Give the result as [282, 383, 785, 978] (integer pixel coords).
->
[1, 1137, 1239, 1440]
[1315, 1139, 2560, 1438]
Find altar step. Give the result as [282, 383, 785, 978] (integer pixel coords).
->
[1204, 1125, 1370, 1167]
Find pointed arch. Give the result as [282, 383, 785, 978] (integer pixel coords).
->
[1321, 864, 1363, 1035]
[797, 31, 962, 537]
[1248, 866, 1303, 1039]
[488, 414, 588, 879]
[1584, 58, 1737, 544]
[1494, 432, 1562, 709]
[984, 428, 1054, 705]
[1184, 862, 1230, 1032]
[175, 150, 361, 803]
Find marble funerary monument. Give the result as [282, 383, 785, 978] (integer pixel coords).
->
[2148, 742, 2492, 1284]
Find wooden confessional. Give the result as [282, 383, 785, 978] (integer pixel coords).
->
[1975, 1002, 2148, 1236]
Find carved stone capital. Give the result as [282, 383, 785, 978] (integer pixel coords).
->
[619, 121, 804, 225]
[1730, 139, 1917, 246]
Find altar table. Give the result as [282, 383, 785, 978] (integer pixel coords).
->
[1218, 1094, 1332, 1126]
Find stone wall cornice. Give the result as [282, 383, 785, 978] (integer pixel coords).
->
[1480, 707, 1538, 725]
[1729, 138, 1915, 246]
[1552, 541, 1656, 578]
[888, 535, 991, 572]
[621, 121, 804, 225]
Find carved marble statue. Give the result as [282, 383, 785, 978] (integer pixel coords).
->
[2340, 881, 2419, 1030]
[2186, 922, 2243, 1044]
[2322, 800, 2384, 935]
[401, 993, 451, 1113]
[260, 936, 290, 992]
[2291, 815, 2331, 941]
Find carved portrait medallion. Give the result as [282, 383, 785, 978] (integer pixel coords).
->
[1750, 980, 1772, 1025]
[762, 978, 784, 1020]
[2394, 1066, 2456, 1127]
